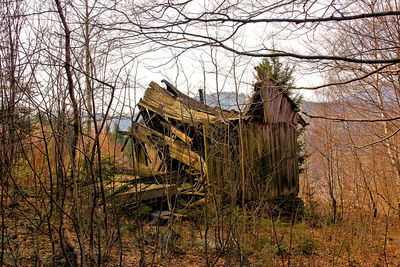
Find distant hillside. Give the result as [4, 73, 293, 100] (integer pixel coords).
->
[300, 100, 320, 113]
[198, 91, 249, 111]
[109, 116, 132, 131]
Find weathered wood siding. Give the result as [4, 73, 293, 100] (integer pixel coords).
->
[242, 122, 298, 200]
[206, 121, 299, 201]
[251, 80, 303, 125]
[205, 123, 240, 202]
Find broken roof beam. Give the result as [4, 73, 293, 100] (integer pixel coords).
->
[138, 81, 241, 125]
[119, 161, 166, 177]
[139, 82, 216, 125]
[159, 120, 193, 145]
[129, 122, 205, 172]
[139, 104, 193, 146]
[161, 79, 232, 117]
[117, 183, 178, 202]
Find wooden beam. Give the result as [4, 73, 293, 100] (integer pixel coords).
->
[128, 122, 205, 172]
[117, 183, 177, 201]
[159, 120, 193, 145]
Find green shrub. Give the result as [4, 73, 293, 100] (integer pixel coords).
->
[296, 235, 319, 255]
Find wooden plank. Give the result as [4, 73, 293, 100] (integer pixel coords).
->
[129, 122, 205, 172]
[261, 87, 272, 123]
[274, 125, 282, 195]
[282, 98, 294, 122]
[280, 124, 289, 194]
[161, 80, 242, 121]
[264, 124, 274, 198]
[118, 183, 177, 201]
[160, 120, 193, 145]
[275, 93, 283, 123]
[288, 125, 294, 193]
[120, 163, 166, 177]
[267, 87, 278, 123]
[139, 82, 242, 125]
[293, 125, 299, 193]
[269, 124, 277, 196]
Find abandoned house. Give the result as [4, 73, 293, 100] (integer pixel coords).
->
[116, 78, 305, 206]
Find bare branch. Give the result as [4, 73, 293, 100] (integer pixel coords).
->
[356, 127, 400, 150]
[302, 111, 400, 122]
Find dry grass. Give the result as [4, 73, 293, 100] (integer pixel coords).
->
[2, 190, 400, 266]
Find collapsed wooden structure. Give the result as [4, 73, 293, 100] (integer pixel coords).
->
[116, 79, 305, 205]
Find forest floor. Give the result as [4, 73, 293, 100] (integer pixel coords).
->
[115, 215, 400, 266]
[2, 198, 400, 266]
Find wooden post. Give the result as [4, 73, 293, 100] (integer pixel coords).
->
[199, 89, 204, 104]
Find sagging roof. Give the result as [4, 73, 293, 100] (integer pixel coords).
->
[244, 80, 307, 126]
[138, 80, 305, 126]
[138, 81, 243, 125]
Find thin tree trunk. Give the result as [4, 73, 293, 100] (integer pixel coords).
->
[54, 0, 84, 263]
[371, 9, 400, 216]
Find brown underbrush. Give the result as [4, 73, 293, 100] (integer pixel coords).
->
[2, 193, 399, 266]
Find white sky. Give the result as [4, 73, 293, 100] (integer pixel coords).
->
[18, 0, 336, 118]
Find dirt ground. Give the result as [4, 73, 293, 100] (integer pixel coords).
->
[3, 201, 399, 266]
